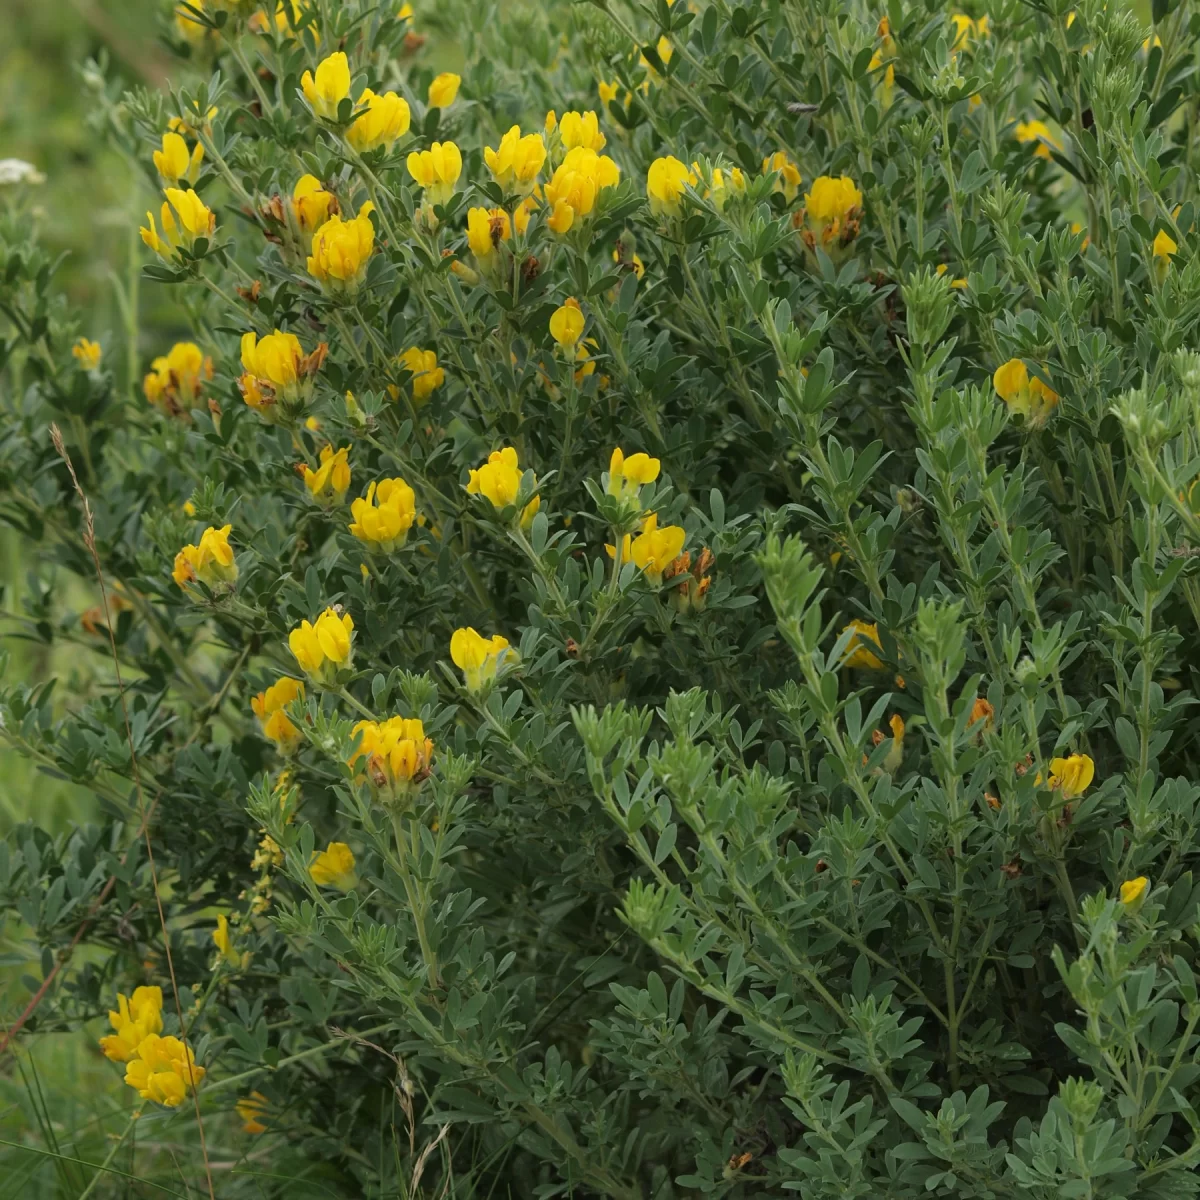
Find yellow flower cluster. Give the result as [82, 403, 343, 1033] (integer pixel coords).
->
[842, 619, 884, 670]
[300, 445, 352, 507]
[607, 513, 687, 584]
[543, 147, 620, 234]
[799, 176, 864, 251]
[251, 676, 306, 755]
[351, 716, 434, 806]
[762, 151, 802, 204]
[140, 187, 215, 262]
[467, 447, 540, 527]
[450, 627, 513, 691]
[292, 174, 338, 239]
[173, 525, 238, 592]
[485, 126, 547, 196]
[307, 207, 376, 292]
[289, 607, 355, 682]
[237, 1091, 270, 1135]
[349, 477, 418, 552]
[558, 110, 606, 152]
[1015, 120, 1062, 160]
[347, 88, 411, 153]
[100, 986, 205, 1108]
[993, 358, 1059, 427]
[408, 142, 463, 208]
[399, 345, 445, 403]
[310, 841, 357, 890]
[239, 328, 327, 421]
[72, 337, 102, 371]
[144, 341, 214, 418]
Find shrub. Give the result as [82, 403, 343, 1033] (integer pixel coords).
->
[4, 0, 1200, 1195]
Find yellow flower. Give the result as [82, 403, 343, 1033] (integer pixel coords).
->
[450, 627, 514, 691]
[407, 141, 463, 208]
[153, 131, 204, 186]
[800, 176, 863, 250]
[550, 298, 585, 349]
[543, 147, 620, 234]
[250, 0, 315, 38]
[349, 478, 418, 553]
[99, 986, 164, 1063]
[289, 607, 355, 681]
[598, 79, 620, 105]
[140, 188, 216, 261]
[1119, 876, 1149, 906]
[291, 174, 338, 240]
[992, 358, 1059, 427]
[144, 341, 213, 417]
[841, 619, 884, 669]
[212, 913, 247, 969]
[1014, 120, 1061, 160]
[236, 1092, 270, 1135]
[705, 163, 747, 211]
[558, 110, 606, 152]
[1153, 229, 1178, 261]
[607, 447, 660, 500]
[310, 841, 357, 891]
[72, 337, 102, 371]
[936, 263, 968, 289]
[399, 346, 445, 403]
[251, 676, 306, 755]
[1048, 753, 1094, 800]
[347, 88, 411, 152]
[301, 51, 352, 120]
[647, 156, 696, 218]
[762, 151, 802, 204]
[467, 206, 511, 262]
[544, 109, 558, 136]
[307, 208, 376, 293]
[300, 444, 352, 507]
[950, 13, 988, 51]
[484, 126, 547, 196]
[124, 1034, 206, 1107]
[607, 514, 687, 583]
[174, 1, 211, 42]
[350, 716, 434, 806]
[240, 328, 325, 420]
[427, 71, 461, 108]
[640, 34, 674, 80]
[466, 446, 540, 527]
[173, 524, 237, 592]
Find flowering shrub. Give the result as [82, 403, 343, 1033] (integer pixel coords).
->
[3, 0, 1200, 1195]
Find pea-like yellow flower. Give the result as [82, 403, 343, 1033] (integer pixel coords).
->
[347, 88, 411, 152]
[407, 141, 463, 208]
[799, 176, 863, 250]
[607, 447, 660, 500]
[292, 174, 337, 239]
[992, 358, 1059, 427]
[598, 79, 620, 105]
[543, 146, 620, 234]
[466, 447, 540, 527]
[640, 35, 674, 80]
[607, 513, 687, 583]
[1048, 753, 1094, 801]
[124, 1034, 206, 1107]
[307, 208, 375, 293]
[514, 194, 538, 236]
[289, 607, 355, 682]
[153, 131, 204, 186]
[704, 163, 747, 211]
[250, 0, 315, 38]
[646, 156, 696, 219]
[841, 619, 884, 669]
[173, 524, 238, 592]
[140, 188, 216, 261]
[236, 1092, 270, 1135]
[350, 716, 434, 807]
[212, 912, 249, 970]
[550, 298, 585, 349]
[467, 206, 511, 265]
[251, 676, 306, 756]
[300, 445, 352, 507]
[349, 477, 418, 553]
[310, 841, 357, 891]
[427, 71, 461, 108]
[950, 12, 989, 51]
[558, 110, 606, 152]
[1153, 229, 1178, 263]
[301, 51, 352, 120]
[399, 346, 445, 403]
[99, 987, 164, 1063]
[484, 126, 547, 197]
[144, 341, 213, 417]
[240, 328, 326, 420]
[544, 109, 558, 136]
[1119, 876, 1149, 906]
[72, 338, 102, 371]
[1014, 120, 1061, 160]
[450, 627, 514, 691]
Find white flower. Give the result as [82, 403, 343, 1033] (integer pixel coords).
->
[0, 159, 45, 186]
